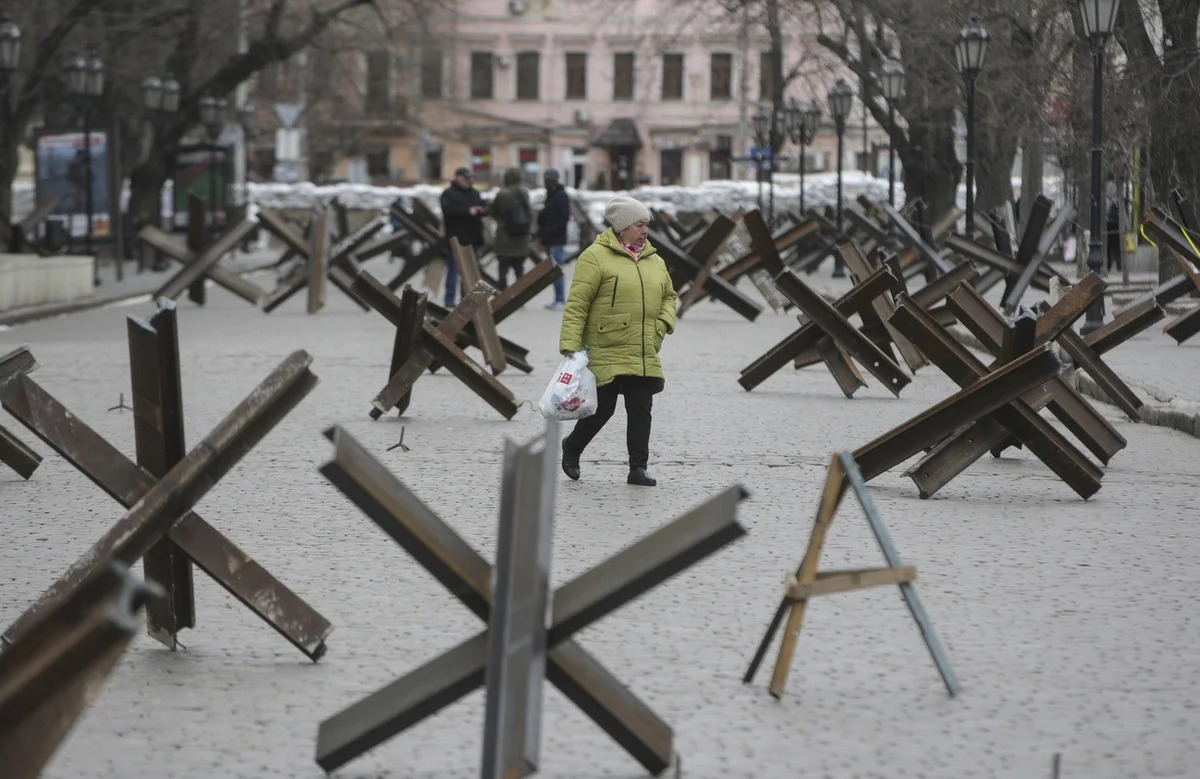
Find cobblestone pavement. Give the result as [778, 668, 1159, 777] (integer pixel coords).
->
[3, 256, 1199, 779]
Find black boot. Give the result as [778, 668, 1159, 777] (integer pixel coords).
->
[562, 439, 581, 481]
[627, 467, 656, 487]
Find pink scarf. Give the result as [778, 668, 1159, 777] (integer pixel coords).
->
[621, 241, 645, 261]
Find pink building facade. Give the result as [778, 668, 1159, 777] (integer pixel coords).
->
[332, 0, 886, 188]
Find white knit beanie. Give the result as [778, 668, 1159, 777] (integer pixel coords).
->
[604, 196, 652, 233]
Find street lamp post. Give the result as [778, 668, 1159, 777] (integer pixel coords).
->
[142, 73, 180, 271]
[791, 100, 820, 215]
[955, 14, 989, 236]
[66, 53, 105, 285]
[239, 103, 255, 213]
[1079, 0, 1121, 335]
[880, 58, 906, 209]
[200, 95, 227, 241]
[0, 18, 21, 234]
[752, 108, 768, 218]
[828, 78, 854, 278]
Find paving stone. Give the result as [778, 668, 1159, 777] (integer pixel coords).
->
[2, 256, 1198, 779]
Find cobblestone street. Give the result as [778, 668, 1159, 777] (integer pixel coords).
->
[3, 256, 1199, 779]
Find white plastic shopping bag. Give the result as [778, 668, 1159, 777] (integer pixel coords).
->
[539, 351, 598, 421]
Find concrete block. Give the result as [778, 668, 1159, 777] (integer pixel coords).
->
[0, 253, 95, 312]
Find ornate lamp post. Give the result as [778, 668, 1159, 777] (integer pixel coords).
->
[752, 108, 769, 217]
[65, 53, 105, 284]
[955, 14, 989, 235]
[788, 99, 820, 215]
[828, 78, 854, 277]
[199, 95, 227, 240]
[880, 58, 906, 209]
[142, 74, 180, 272]
[1078, 0, 1121, 335]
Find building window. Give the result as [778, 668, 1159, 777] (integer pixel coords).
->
[710, 53, 732, 101]
[471, 146, 493, 181]
[470, 52, 494, 100]
[759, 50, 776, 101]
[613, 52, 635, 101]
[516, 51, 540, 100]
[425, 148, 443, 182]
[662, 53, 684, 100]
[709, 135, 732, 179]
[565, 52, 587, 100]
[366, 148, 390, 180]
[364, 51, 390, 116]
[421, 49, 443, 99]
[660, 148, 683, 186]
[519, 146, 539, 185]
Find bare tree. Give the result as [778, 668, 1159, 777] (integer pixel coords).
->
[1114, 0, 1200, 205]
[0, 0, 387, 232]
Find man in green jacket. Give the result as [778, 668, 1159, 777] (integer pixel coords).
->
[557, 196, 678, 487]
[487, 168, 533, 289]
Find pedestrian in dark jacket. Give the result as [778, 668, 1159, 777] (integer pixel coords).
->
[487, 167, 533, 290]
[440, 167, 486, 306]
[538, 168, 571, 309]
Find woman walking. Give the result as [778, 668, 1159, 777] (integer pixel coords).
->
[558, 196, 678, 487]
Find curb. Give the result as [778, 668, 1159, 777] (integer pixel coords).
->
[0, 259, 281, 328]
[944, 324, 1200, 441]
[0, 288, 156, 327]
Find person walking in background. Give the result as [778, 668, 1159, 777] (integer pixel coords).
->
[440, 167, 486, 306]
[538, 168, 571, 309]
[488, 167, 533, 289]
[557, 196, 678, 487]
[1105, 175, 1122, 274]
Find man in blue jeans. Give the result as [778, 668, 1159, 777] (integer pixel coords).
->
[537, 168, 571, 309]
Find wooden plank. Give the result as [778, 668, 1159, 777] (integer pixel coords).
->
[785, 565, 916, 600]
[767, 454, 847, 698]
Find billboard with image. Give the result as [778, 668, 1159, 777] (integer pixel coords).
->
[34, 129, 111, 239]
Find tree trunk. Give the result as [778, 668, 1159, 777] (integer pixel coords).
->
[0, 128, 17, 228]
[900, 114, 960, 223]
[975, 136, 1017, 224]
[1019, 133, 1044, 221]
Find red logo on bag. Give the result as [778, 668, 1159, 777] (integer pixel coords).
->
[558, 372, 573, 384]
[562, 397, 583, 411]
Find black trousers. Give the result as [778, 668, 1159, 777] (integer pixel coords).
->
[564, 375, 655, 469]
[1106, 228, 1122, 271]
[497, 256, 526, 289]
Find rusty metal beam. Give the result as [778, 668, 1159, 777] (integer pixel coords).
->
[139, 224, 265, 305]
[888, 297, 1103, 499]
[154, 219, 260, 302]
[315, 424, 746, 774]
[0, 424, 41, 480]
[739, 267, 897, 391]
[449, 238, 506, 374]
[774, 270, 911, 397]
[837, 241, 928, 373]
[852, 345, 1061, 483]
[127, 300, 196, 647]
[0, 352, 329, 659]
[0, 562, 158, 779]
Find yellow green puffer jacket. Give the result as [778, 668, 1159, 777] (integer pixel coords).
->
[558, 228, 678, 390]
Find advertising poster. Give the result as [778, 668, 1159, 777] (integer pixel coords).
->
[34, 129, 111, 239]
[172, 144, 229, 231]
